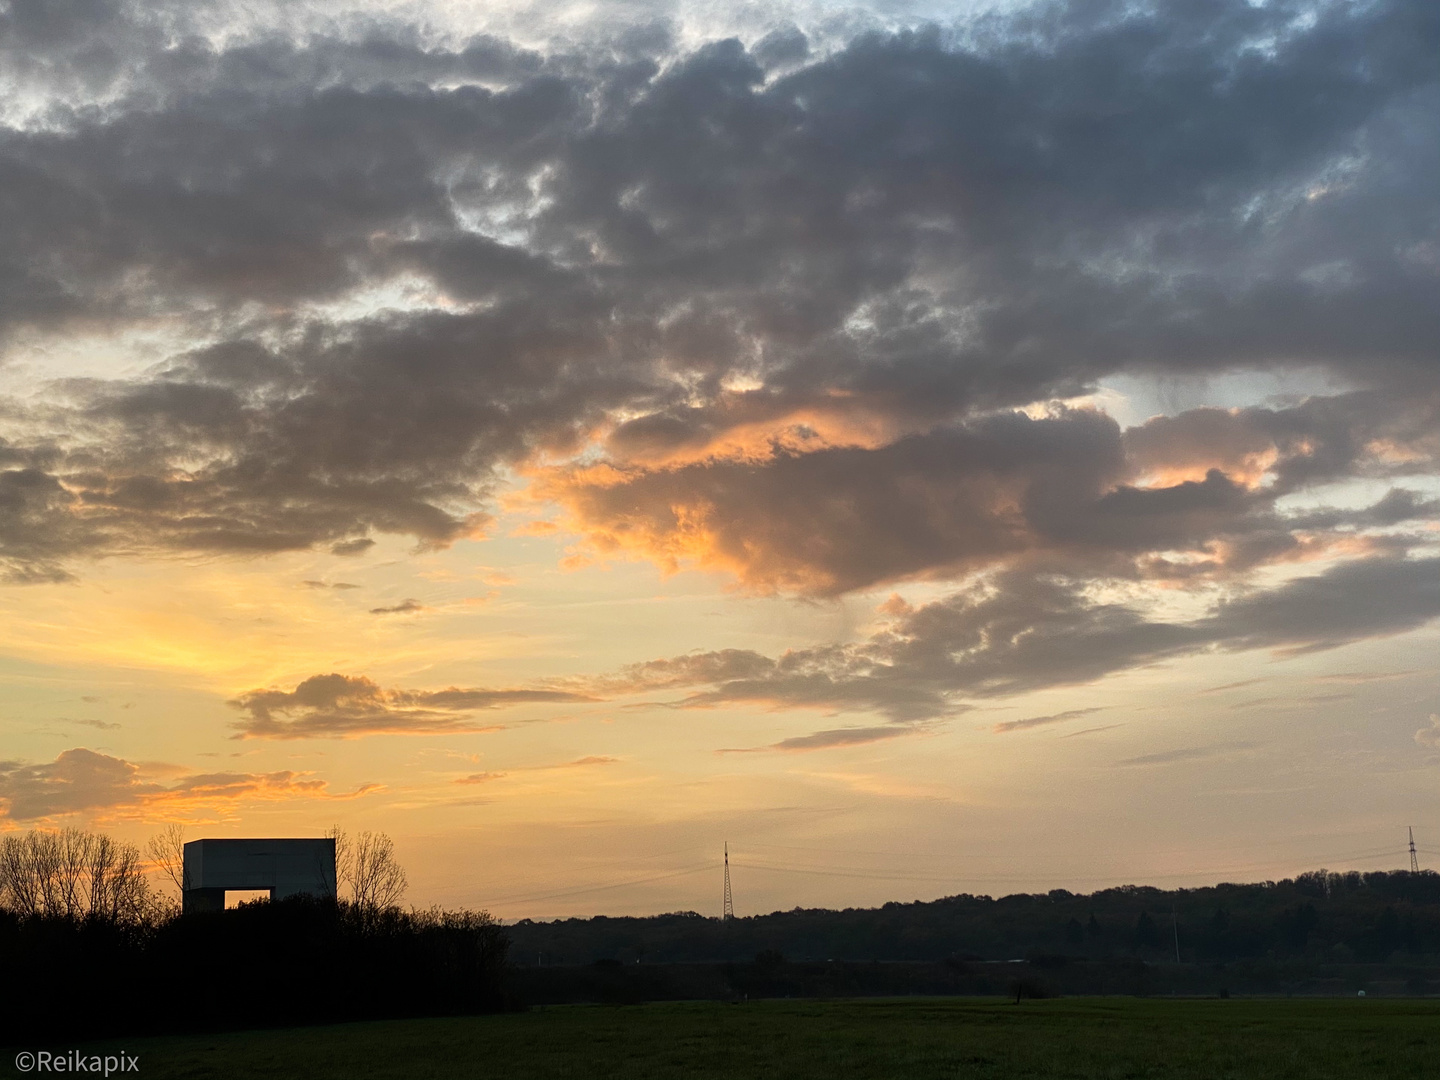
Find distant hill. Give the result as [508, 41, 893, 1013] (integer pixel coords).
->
[506, 870, 1440, 966]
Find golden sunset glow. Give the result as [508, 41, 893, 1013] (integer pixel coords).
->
[1, 0, 1438, 926]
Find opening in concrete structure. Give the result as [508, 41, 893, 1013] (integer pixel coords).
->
[224, 890, 273, 908]
[183, 837, 337, 914]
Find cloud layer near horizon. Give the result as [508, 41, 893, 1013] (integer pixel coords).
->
[599, 555, 1440, 730]
[235, 553, 1440, 749]
[230, 673, 594, 738]
[0, 747, 372, 821]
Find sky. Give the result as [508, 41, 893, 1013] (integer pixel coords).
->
[0, 0, 1438, 920]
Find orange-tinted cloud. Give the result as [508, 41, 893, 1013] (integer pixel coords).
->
[597, 391, 921, 469]
[536, 394, 1440, 597]
[0, 748, 373, 823]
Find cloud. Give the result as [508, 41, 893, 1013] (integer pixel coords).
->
[0, 747, 368, 822]
[1197, 678, 1272, 695]
[369, 598, 425, 615]
[767, 726, 925, 752]
[230, 672, 596, 738]
[1415, 715, 1440, 749]
[1061, 724, 1125, 739]
[65, 718, 121, 730]
[596, 556, 1440, 723]
[455, 771, 506, 785]
[1230, 691, 1352, 711]
[1116, 742, 1257, 767]
[1315, 670, 1419, 684]
[303, 579, 360, 589]
[540, 392, 1440, 595]
[993, 708, 1106, 734]
[0, 0, 1433, 592]
[1198, 556, 1440, 655]
[453, 754, 617, 783]
[330, 539, 376, 556]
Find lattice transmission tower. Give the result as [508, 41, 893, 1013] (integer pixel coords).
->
[1410, 826, 1420, 874]
[723, 842, 733, 920]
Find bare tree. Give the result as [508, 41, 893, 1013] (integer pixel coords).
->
[0, 834, 38, 915]
[32, 830, 65, 914]
[87, 833, 149, 921]
[353, 831, 407, 910]
[146, 823, 188, 898]
[326, 826, 406, 911]
[0, 829, 150, 923]
[55, 830, 90, 917]
[86, 833, 118, 918]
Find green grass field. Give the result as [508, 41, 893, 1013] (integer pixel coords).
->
[14, 998, 1439, 1080]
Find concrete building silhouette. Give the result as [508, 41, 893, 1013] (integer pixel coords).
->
[182, 838, 337, 913]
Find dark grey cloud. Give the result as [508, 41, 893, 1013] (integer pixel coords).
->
[230, 672, 596, 738]
[0, 0, 1433, 586]
[1199, 554, 1440, 654]
[330, 538, 376, 556]
[601, 556, 1440, 725]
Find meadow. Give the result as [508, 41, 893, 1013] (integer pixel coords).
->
[23, 997, 1438, 1080]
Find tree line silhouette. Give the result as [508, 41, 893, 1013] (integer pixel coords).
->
[506, 869, 1440, 966]
[0, 827, 509, 1042]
